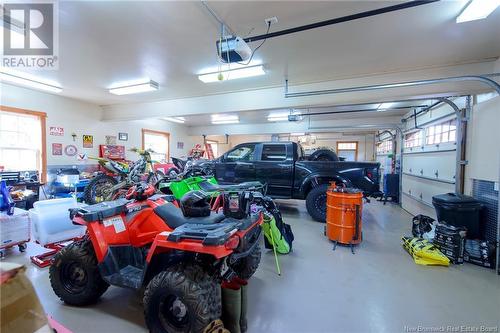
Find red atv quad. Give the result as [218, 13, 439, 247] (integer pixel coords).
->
[49, 184, 262, 332]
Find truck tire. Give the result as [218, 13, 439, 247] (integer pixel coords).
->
[309, 149, 338, 161]
[83, 174, 118, 204]
[306, 184, 329, 222]
[230, 243, 261, 280]
[144, 264, 221, 333]
[49, 240, 109, 306]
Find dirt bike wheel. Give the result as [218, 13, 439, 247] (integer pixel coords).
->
[83, 174, 118, 204]
[49, 240, 109, 306]
[144, 264, 220, 333]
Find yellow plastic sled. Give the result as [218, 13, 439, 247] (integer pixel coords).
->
[402, 237, 450, 266]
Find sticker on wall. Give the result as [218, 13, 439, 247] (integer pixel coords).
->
[64, 145, 78, 157]
[82, 135, 93, 148]
[177, 142, 184, 149]
[77, 153, 88, 161]
[52, 143, 63, 155]
[118, 132, 128, 141]
[49, 126, 64, 136]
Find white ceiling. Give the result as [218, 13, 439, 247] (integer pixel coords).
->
[176, 99, 432, 126]
[6, 1, 500, 105]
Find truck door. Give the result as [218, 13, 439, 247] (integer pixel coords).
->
[255, 143, 293, 197]
[215, 144, 257, 184]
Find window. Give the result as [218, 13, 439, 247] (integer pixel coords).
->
[142, 129, 169, 163]
[336, 141, 358, 161]
[0, 107, 46, 181]
[261, 144, 287, 161]
[377, 140, 393, 154]
[404, 131, 422, 148]
[226, 145, 255, 162]
[426, 119, 456, 145]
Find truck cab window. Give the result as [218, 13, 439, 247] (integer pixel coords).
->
[262, 144, 287, 161]
[226, 145, 255, 162]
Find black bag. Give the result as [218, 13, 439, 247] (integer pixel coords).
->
[412, 214, 435, 238]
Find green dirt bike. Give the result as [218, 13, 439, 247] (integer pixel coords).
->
[84, 148, 163, 204]
[157, 175, 265, 200]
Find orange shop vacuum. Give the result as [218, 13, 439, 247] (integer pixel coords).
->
[325, 185, 363, 254]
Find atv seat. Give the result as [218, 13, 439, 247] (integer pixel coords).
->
[153, 203, 225, 229]
[198, 181, 264, 192]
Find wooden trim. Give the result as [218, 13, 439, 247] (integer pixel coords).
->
[0, 105, 47, 118]
[141, 128, 170, 161]
[336, 141, 358, 161]
[0, 105, 47, 182]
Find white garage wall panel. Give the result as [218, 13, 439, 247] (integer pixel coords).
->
[401, 98, 465, 218]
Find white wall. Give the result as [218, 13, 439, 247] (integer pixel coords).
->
[0, 84, 193, 169]
[465, 94, 500, 193]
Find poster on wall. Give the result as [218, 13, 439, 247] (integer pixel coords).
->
[177, 142, 184, 149]
[64, 145, 78, 157]
[105, 135, 117, 145]
[118, 132, 128, 141]
[52, 143, 63, 155]
[49, 126, 64, 136]
[82, 135, 93, 148]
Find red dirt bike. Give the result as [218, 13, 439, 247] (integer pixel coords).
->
[49, 183, 262, 333]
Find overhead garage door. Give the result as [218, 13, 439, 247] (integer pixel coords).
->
[399, 99, 464, 219]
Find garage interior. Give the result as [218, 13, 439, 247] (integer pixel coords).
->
[1, 1, 499, 333]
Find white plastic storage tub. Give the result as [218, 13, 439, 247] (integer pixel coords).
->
[30, 198, 86, 246]
[0, 208, 30, 250]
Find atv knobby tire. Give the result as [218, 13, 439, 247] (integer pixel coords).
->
[144, 264, 221, 333]
[83, 174, 118, 204]
[230, 243, 261, 280]
[49, 240, 109, 306]
[306, 184, 329, 222]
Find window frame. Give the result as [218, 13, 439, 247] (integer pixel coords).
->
[425, 118, 457, 145]
[0, 105, 47, 183]
[336, 141, 358, 161]
[141, 128, 170, 163]
[377, 140, 393, 155]
[404, 130, 423, 149]
[261, 143, 287, 161]
[225, 144, 256, 162]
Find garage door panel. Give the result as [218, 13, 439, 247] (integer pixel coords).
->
[403, 151, 456, 182]
[402, 175, 454, 219]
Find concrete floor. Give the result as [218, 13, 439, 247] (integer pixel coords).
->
[4, 200, 499, 333]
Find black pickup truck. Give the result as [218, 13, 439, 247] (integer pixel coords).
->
[203, 141, 380, 222]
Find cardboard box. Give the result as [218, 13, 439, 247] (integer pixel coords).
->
[0, 262, 48, 333]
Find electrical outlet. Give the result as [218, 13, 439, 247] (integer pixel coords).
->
[265, 16, 278, 26]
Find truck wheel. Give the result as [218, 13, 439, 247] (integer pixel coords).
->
[306, 184, 329, 222]
[83, 174, 118, 204]
[144, 264, 221, 333]
[49, 240, 109, 306]
[230, 243, 261, 280]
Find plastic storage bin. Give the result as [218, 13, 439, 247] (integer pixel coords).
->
[0, 208, 30, 254]
[432, 193, 483, 239]
[29, 198, 86, 246]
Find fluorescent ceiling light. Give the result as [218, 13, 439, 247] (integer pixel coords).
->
[163, 117, 185, 124]
[456, 0, 500, 23]
[267, 111, 302, 122]
[109, 80, 158, 95]
[0, 69, 62, 93]
[211, 114, 239, 124]
[377, 102, 395, 110]
[198, 65, 265, 83]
